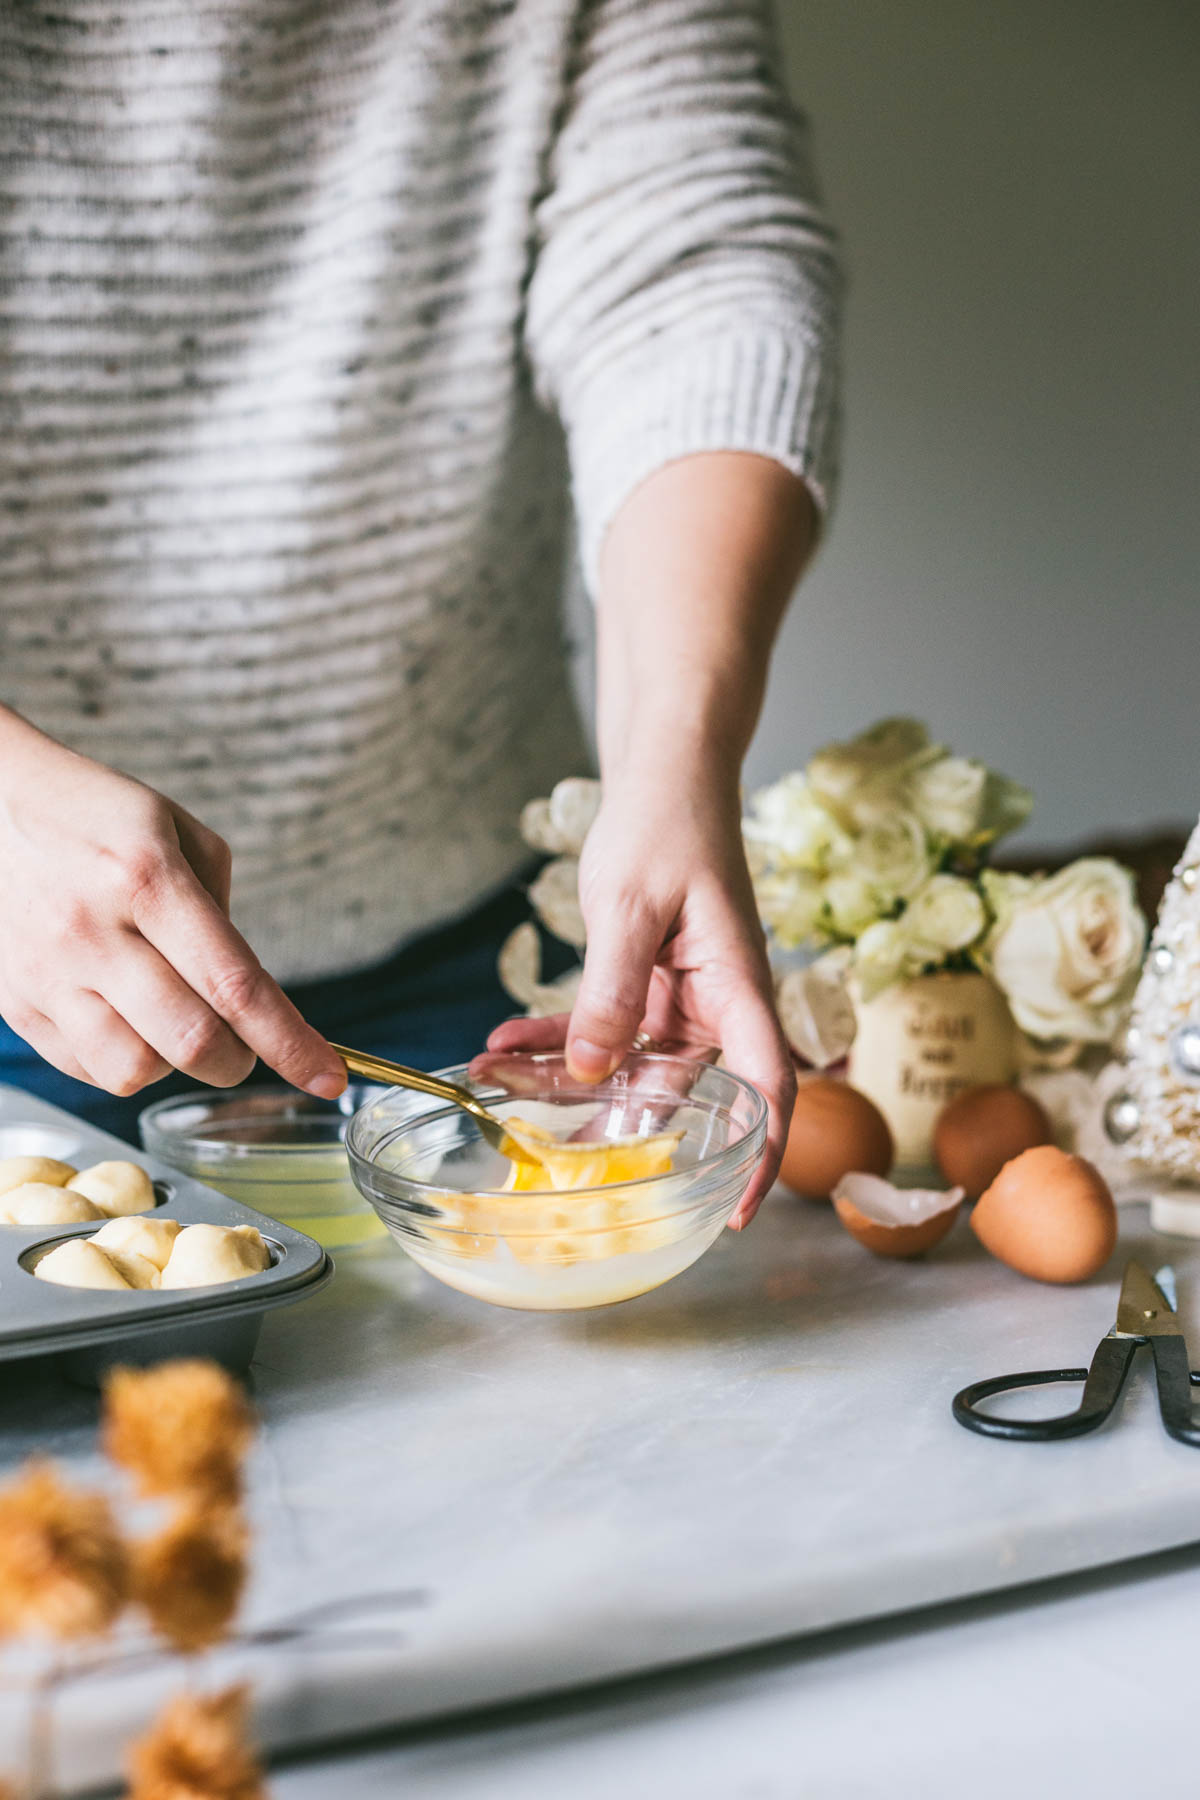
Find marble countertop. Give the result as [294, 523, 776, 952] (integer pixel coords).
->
[268, 1538, 1200, 1799]
[3, 1087, 1199, 1790]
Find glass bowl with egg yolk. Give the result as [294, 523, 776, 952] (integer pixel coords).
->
[344, 1053, 768, 1310]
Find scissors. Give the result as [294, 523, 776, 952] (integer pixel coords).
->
[953, 1260, 1200, 1446]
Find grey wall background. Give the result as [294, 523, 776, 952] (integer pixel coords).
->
[572, 1, 1200, 851]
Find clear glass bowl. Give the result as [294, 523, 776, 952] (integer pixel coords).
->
[139, 1084, 388, 1252]
[344, 1053, 767, 1310]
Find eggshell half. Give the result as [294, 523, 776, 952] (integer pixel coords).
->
[971, 1145, 1117, 1284]
[934, 1085, 1053, 1198]
[832, 1172, 964, 1259]
[779, 1077, 894, 1200]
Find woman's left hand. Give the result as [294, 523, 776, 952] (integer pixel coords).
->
[485, 769, 795, 1227]
[490, 451, 819, 1229]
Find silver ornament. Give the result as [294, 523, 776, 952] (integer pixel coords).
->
[1103, 1090, 1141, 1145]
[1121, 1022, 1143, 1060]
[1151, 944, 1175, 976]
[1169, 1022, 1200, 1086]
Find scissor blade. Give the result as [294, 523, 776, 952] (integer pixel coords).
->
[1115, 1261, 1182, 1338]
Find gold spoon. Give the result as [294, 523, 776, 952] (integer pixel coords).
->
[333, 1044, 683, 1181]
[330, 1043, 546, 1167]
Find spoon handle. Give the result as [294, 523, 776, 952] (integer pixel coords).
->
[330, 1044, 471, 1108]
[330, 1042, 538, 1164]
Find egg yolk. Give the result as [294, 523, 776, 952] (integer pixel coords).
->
[500, 1118, 681, 1192]
[435, 1117, 685, 1268]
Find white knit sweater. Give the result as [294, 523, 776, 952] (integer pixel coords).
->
[0, 0, 841, 983]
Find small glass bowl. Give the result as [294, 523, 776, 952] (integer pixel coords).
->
[139, 1084, 388, 1253]
[345, 1053, 767, 1310]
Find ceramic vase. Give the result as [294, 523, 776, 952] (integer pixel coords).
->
[847, 971, 1019, 1169]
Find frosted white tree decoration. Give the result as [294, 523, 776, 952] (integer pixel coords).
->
[1110, 820, 1200, 1180]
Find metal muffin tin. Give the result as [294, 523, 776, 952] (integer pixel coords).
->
[0, 1084, 332, 1385]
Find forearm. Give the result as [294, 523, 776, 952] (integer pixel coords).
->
[0, 700, 47, 760]
[594, 452, 819, 798]
[496, 452, 812, 1211]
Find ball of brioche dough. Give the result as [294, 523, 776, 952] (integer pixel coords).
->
[159, 1223, 271, 1289]
[0, 1155, 77, 1197]
[92, 1215, 182, 1272]
[99, 1247, 160, 1290]
[35, 1238, 134, 1290]
[0, 1183, 104, 1226]
[67, 1160, 156, 1217]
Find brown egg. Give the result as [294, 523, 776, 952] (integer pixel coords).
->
[934, 1084, 1053, 1199]
[779, 1076, 893, 1200]
[832, 1173, 963, 1259]
[971, 1145, 1117, 1284]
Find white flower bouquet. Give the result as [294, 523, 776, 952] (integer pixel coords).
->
[503, 719, 1147, 1067]
[744, 719, 1145, 1054]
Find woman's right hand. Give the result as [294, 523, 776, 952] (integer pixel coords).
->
[0, 710, 346, 1099]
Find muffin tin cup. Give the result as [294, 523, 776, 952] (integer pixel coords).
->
[0, 1085, 332, 1386]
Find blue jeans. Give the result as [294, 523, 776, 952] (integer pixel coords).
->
[0, 879, 549, 1144]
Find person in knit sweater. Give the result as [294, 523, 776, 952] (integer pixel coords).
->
[0, 0, 840, 1220]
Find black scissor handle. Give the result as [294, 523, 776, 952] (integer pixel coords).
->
[1147, 1336, 1200, 1447]
[953, 1335, 1138, 1441]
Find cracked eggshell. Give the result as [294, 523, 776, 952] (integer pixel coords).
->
[833, 1173, 964, 1258]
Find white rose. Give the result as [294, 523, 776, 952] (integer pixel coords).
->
[824, 871, 882, 938]
[853, 919, 916, 1001]
[904, 874, 987, 957]
[978, 868, 1034, 916]
[978, 858, 1147, 1041]
[547, 777, 602, 855]
[527, 856, 586, 947]
[519, 796, 560, 853]
[744, 774, 852, 872]
[906, 756, 987, 842]
[498, 923, 583, 1016]
[518, 777, 602, 856]
[976, 770, 1035, 846]
[755, 871, 827, 948]
[907, 756, 1033, 848]
[807, 717, 936, 807]
[851, 805, 933, 905]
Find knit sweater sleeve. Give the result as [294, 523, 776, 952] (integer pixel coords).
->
[523, 0, 844, 593]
